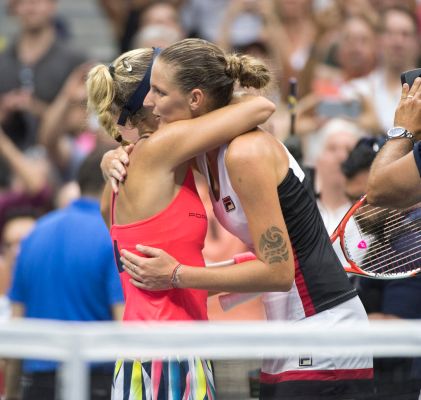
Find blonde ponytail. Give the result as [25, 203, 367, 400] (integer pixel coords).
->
[86, 64, 121, 142]
[86, 48, 154, 143]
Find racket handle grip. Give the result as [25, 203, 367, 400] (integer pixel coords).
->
[233, 252, 257, 264]
[219, 292, 261, 311]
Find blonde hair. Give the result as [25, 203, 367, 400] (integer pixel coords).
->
[86, 48, 154, 142]
[159, 38, 271, 109]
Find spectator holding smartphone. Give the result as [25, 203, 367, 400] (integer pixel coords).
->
[343, 136, 421, 399]
[367, 76, 421, 207]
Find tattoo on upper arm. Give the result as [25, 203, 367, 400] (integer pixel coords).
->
[259, 226, 289, 264]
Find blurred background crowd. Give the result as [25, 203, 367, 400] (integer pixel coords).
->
[0, 0, 421, 398]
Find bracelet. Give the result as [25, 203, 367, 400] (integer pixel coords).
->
[170, 263, 183, 288]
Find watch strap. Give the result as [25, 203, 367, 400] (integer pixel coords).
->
[387, 127, 415, 144]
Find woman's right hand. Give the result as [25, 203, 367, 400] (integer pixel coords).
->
[100, 144, 134, 193]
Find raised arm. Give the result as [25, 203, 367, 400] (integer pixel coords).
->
[141, 94, 275, 169]
[39, 63, 92, 170]
[0, 127, 46, 195]
[101, 95, 275, 185]
[367, 79, 421, 207]
[120, 132, 295, 293]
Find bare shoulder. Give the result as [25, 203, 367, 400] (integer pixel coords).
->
[226, 130, 282, 162]
[129, 135, 164, 171]
[225, 130, 289, 180]
[121, 138, 166, 190]
[129, 123, 179, 168]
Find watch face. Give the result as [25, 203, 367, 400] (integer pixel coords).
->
[388, 127, 406, 138]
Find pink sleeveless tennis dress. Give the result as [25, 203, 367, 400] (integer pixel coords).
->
[110, 168, 215, 400]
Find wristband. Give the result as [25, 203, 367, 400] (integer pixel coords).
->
[233, 252, 257, 264]
[413, 141, 421, 177]
[170, 263, 183, 288]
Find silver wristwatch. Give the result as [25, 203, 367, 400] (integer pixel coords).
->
[386, 126, 415, 143]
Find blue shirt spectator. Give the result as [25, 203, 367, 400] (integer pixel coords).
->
[6, 148, 124, 400]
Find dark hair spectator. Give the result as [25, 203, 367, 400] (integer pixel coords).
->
[76, 147, 107, 196]
[341, 137, 385, 179]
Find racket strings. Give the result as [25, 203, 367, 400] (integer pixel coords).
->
[345, 230, 421, 273]
[351, 214, 418, 256]
[343, 204, 421, 276]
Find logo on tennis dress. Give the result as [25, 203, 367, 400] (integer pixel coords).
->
[299, 355, 313, 367]
[189, 212, 207, 219]
[222, 196, 236, 212]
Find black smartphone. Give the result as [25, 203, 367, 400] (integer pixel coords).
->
[400, 68, 421, 88]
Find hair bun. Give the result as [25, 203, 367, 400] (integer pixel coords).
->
[225, 54, 242, 80]
[225, 53, 270, 89]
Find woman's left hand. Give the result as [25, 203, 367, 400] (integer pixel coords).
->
[120, 245, 179, 290]
[100, 145, 133, 193]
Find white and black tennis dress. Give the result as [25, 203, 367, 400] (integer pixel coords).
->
[197, 143, 374, 400]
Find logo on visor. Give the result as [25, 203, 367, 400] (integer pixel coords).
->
[223, 196, 236, 212]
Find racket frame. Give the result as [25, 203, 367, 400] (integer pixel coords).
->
[331, 195, 420, 279]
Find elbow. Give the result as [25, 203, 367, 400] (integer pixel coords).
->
[277, 279, 294, 292]
[366, 186, 382, 207]
[282, 276, 294, 292]
[366, 168, 414, 208]
[266, 100, 276, 119]
[366, 178, 402, 208]
[26, 176, 48, 196]
[366, 174, 390, 207]
[259, 97, 276, 120]
[271, 265, 294, 292]
[366, 188, 410, 208]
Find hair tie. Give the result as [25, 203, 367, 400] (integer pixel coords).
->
[108, 64, 115, 79]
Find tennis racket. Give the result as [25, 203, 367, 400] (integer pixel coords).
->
[216, 195, 421, 310]
[330, 194, 421, 279]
